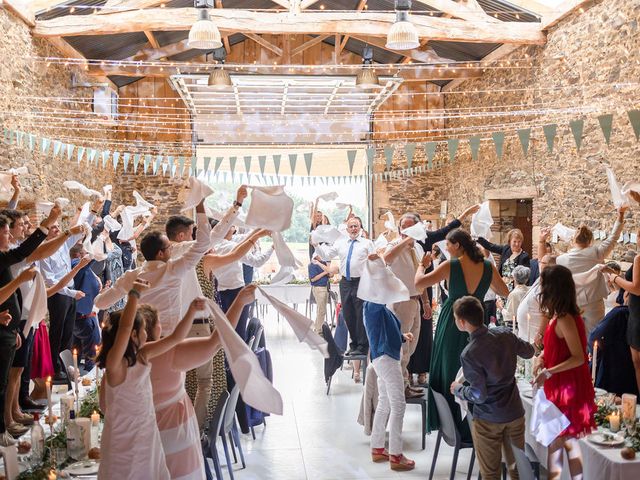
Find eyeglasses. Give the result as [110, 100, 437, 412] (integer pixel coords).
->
[160, 244, 172, 252]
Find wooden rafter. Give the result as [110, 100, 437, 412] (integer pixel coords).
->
[299, 0, 322, 9]
[125, 38, 189, 61]
[143, 30, 160, 49]
[244, 33, 283, 56]
[0, 0, 35, 25]
[33, 8, 546, 44]
[99, 0, 165, 12]
[352, 35, 456, 65]
[413, 0, 500, 23]
[291, 35, 331, 57]
[337, 0, 367, 55]
[214, 0, 232, 54]
[270, 0, 291, 9]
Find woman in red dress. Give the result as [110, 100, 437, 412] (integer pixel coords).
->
[534, 264, 596, 480]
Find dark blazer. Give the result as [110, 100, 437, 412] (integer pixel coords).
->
[477, 237, 530, 276]
[528, 259, 540, 286]
[0, 227, 48, 330]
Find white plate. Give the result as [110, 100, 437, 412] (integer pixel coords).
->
[587, 433, 625, 447]
[63, 460, 99, 476]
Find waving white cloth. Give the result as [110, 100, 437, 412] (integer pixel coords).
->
[272, 232, 301, 268]
[63, 180, 101, 198]
[471, 202, 494, 239]
[606, 167, 631, 208]
[271, 266, 296, 285]
[90, 235, 108, 262]
[573, 264, 609, 305]
[0, 167, 28, 193]
[374, 233, 389, 250]
[317, 191, 339, 202]
[133, 190, 155, 210]
[181, 177, 214, 212]
[206, 299, 283, 415]
[35, 198, 70, 216]
[245, 186, 294, 232]
[401, 223, 427, 242]
[435, 240, 451, 260]
[551, 223, 576, 242]
[453, 368, 469, 420]
[103, 184, 112, 195]
[530, 388, 570, 447]
[311, 225, 343, 245]
[103, 215, 122, 232]
[76, 202, 91, 226]
[383, 212, 396, 231]
[621, 181, 640, 203]
[357, 257, 410, 304]
[117, 205, 149, 241]
[207, 207, 248, 228]
[23, 271, 47, 335]
[335, 202, 351, 210]
[257, 287, 329, 358]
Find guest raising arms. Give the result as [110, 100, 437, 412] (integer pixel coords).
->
[477, 228, 530, 291]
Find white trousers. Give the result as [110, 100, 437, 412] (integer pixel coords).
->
[187, 322, 213, 429]
[371, 355, 406, 455]
[389, 298, 421, 384]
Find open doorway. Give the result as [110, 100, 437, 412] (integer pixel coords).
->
[489, 198, 533, 255]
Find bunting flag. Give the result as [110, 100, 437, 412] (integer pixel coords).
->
[154, 155, 162, 175]
[203, 157, 211, 173]
[304, 152, 313, 176]
[76, 146, 85, 164]
[214, 157, 223, 174]
[3, 128, 10, 145]
[244, 155, 252, 175]
[258, 155, 267, 175]
[133, 153, 141, 173]
[40, 137, 50, 154]
[167, 156, 174, 176]
[53, 140, 62, 156]
[404, 143, 416, 169]
[100, 150, 109, 167]
[366, 147, 375, 173]
[543, 124, 557, 153]
[66, 144, 75, 162]
[597, 114, 613, 145]
[346, 150, 357, 175]
[161, 162, 168, 176]
[447, 139, 459, 163]
[229, 156, 237, 177]
[517, 128, 531, 156]
[492, 132, 505, 159]
[469, 136, 481, 161]
[112, 151, 120, 170]
[271, 154, 281, 176]
[123, 152, 131, 172]
[176, 156, 184, 177]
[143, 154, 151, 174]
[28, 134, 35, 151]
[569, 119, 584, 151]
[288, 153, 297, 175]
[425, 142, 437, 169]
[628, 110, 640, 140]
[383, 146, 394, 170]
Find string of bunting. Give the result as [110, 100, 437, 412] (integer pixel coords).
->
[2, 109, 639, 184]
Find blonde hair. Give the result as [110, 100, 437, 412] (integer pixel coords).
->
[507, 228, 524, 243]
[574, 225, 593, 246]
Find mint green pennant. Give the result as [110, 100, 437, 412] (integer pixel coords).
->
[203, 157, 211, 173]
[40, 137, 50, 154]
[143, 154, 151, 174]
[176, 156, 184, 177]
[28, 134, 35, 151]
[383, 146, 394, 170]
[52, 140, 62, 156]
[304, 152, 313, 176]
[469, 137, 481, 161]
[273, 154, 281, 175]
[447, 138, 459, 163]
[258, 155, 266, 175]
[288, 153, 297, 175]
[76, 146, 85, 163]
[597, 114, 613, 145]
[404, 143, 416, 169]
[112, 151, 120, 169]
[492, 132, 505, 159]
[133, 153, 140, 172]
[100, 150, 109, 167]
[543, 124, 557, 153]
[628, 110, 640, 140]
[244, 156, 252, 174]
[122, 152, 130, 172]
[517, 128, 531, 156]
[425, 142, 436, 169]
[229, 156, 237, 176]
[214, 157, 223, 174]
[346, 150, 357, 175]
[569, 119, 584, 151]
[366, 147, 375, 172]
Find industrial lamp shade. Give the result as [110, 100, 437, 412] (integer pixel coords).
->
[188, 9, 223, 49]
[355, 67, 380, 90]
[208, 69, 233, 90]
[386, 20, 420, 50]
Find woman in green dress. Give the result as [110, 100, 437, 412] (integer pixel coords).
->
[415, 229, 508, 441]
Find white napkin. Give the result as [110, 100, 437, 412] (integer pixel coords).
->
[23, 271, 47, 335]
[272, 231, 301, 268]
[207, 207, 248, 228]
[6, 166, 28, 175]
[435, 240, 451, 260]
[0, 445, 19, 480]
[335, 202, 351, 210]
[606, 167, 631, 208]
[206, 299, 283, 415]
[103, 215, 122, 232]
[357, 257, 410, 304]
[245, 186, 294, 232]
[621, 181, 640, 203]
[374, 233, 389, 250]
[35, 197, 70, 216]
[471, 202, 494, 239]
[63, 180, 101, 198]
[271, 266, 296, 285]
[0, 167, 28, 193]
[401, 223, 427, 242]
[573, 264, 609, 304]
[133, 190, 155, 210]
[117, 205, 149, 241]
[453, 368, 469, 420]
[257, 287, 329, 358]
[90, 235, 108, 262]
[530, 388, 570, 447]
[383, 212, 396, 231]
[311, 225, 342, 245]
[103, 184, 112, 194]
[551, 223, 576, 242]
[181, 176, 214, 212]
[317, 191, 339, 202]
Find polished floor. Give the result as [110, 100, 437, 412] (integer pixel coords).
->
[213, 310, 478, 480]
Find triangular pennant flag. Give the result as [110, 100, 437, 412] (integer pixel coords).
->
[112, 151, 120, 169]
[597, 114, 613, 145]
[304, 152, 313, 176]
[366, 147, 375, 172]
[288, 153, 297, 175]
[101, 150, 110, 167]
[628, 110, 640, 140]
[258, 155, 267, 175]
[143, 154, 151, 174]
[244, 155, 252, 174]
[40, 137, 51, 154]
[133, 153, 141, 172]
[3, 128, 10, 145]
[88, 148, 97, 165]
[313, 177, 317, 186]
[177, 157, 185, 177]
[171, 165, 177, 177]
[76, 146, 85, 164]
[383, 146, 394, 170]
[53, 140, 62, 156]
[469, 137, 481, 161]
[28, 134, 35, 151]
[123, 152, 131, 172]
[447, 138, 459, 163]
[273, 154, 281, 175]
[492, 132, 505, 159]
[569, 119, 584, 151]
[229, 156, 237, 176]
[223, 172, 227, 183]
[404, 143, 416, 169]
[425, 142, 437, 169]
[167, 156, 174, 173]
[517, 128, 531, 156]
[214, 157, 223, 174]
[543, 124, 557, 153]
[346, 150, 357, 175]
[203, 157, 211, 173]
[161, 162, 168, 175]
[66, 144, 76, 162]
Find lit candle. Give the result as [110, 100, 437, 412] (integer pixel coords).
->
[45, 376, 53, 424]
[591, 341, 599, 384]
[527, 313, 531, 343]
[94, 345, 99, 383]
[73, 348, 79, 376]
[622, 394, 637, 422]
[90, 410, 100, 427]
[512, 315, 516, 333]
[609, 411, 621, 432]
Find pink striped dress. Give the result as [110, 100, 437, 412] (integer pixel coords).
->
[150, 349, 205, 480]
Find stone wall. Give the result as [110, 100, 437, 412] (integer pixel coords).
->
[0, 9, 115, 221]
[376, 0, 640, 260]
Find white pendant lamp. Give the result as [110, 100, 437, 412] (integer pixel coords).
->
[189, 7, 223, 50]
[386, 0, 420, 50]
[355, 45, 380, 90]
[208, 47, 232, 90]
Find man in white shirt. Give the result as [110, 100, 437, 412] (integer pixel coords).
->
[382, 212, 426, 397]
[316, 216, 374, 356]
[517, 254, 556, 344]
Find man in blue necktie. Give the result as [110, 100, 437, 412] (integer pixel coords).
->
[316, 216, 374, 356]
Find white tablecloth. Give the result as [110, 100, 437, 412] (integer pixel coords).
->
[519, 381, 640, 480]
[255, 284, 339, 306]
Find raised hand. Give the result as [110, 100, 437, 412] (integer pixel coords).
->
[188, 297, 207, 313]
[236, 284, 257, 306]
[236, 185, 248, 204]
[421, 252, 433, 269]
[0, 310, 11, 327]
[42, 204, 61, 228]
[16, 265, 37, 284]
[459, 204, 480, 221]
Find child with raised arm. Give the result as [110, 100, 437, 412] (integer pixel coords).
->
[96, 279, 204, 480]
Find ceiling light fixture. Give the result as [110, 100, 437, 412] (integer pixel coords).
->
[386, 0, 420, 50]
[208, 47, 232, 90]
[355, 45, 380, 90]
[189, 1, 222, 50]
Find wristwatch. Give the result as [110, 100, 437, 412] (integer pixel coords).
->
[63, 229, 70, 236]
[233, 200, 243, 208]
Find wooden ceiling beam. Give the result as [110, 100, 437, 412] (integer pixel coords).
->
[299, 0, 323, 9]
[143, 30, 160, 48]
[291, 34, 331, 57]
[337, 0, 367, 56]
[244, 33, 283, 57]
[33, 8, 546, 44]
[99, 0, 166, 12]
[352, 35, 456, 64]
[413, 0, 501, 23]
[214, 0, 232, 54]
[541, 0, 591, 29]
[1, 0, 35, 25]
